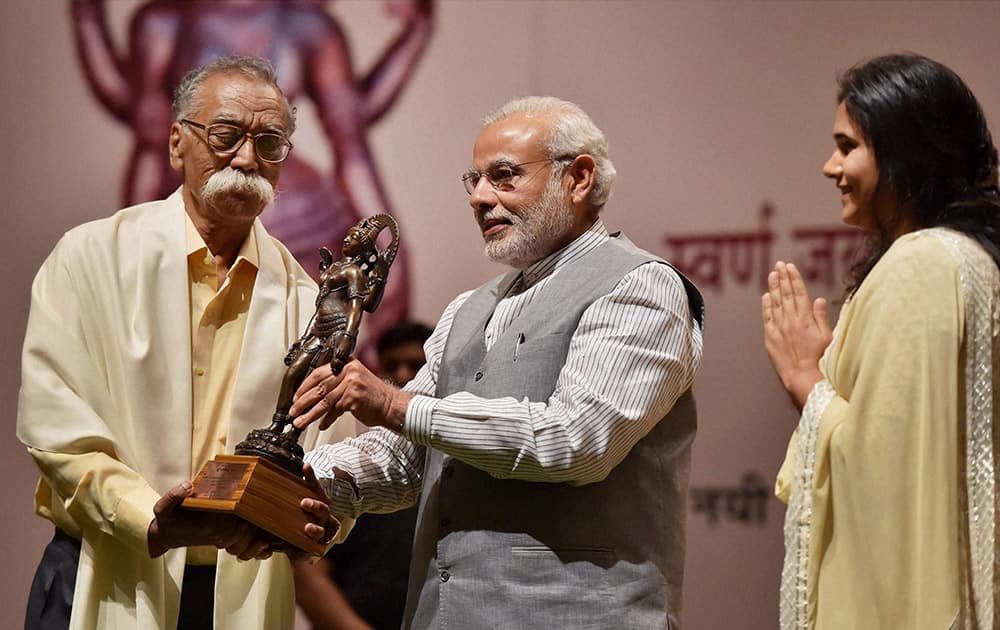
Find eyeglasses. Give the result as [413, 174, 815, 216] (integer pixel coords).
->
[181, 119, 293, 163]
[461, 156, 575, 195]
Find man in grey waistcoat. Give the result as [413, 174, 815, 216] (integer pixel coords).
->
[294, 96, 704, 630]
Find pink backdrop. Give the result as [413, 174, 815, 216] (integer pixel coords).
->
[3, 2, 1000, 628]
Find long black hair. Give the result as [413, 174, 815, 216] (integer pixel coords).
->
[837, 53, 1000, 295]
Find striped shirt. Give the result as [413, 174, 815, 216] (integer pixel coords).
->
[306, 220, 704, 515]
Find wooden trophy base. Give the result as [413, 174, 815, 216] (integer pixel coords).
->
[181, 454, 335, 556]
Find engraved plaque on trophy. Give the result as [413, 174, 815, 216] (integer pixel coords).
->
[182, 214, 400, 555]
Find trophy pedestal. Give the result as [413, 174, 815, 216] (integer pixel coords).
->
[181, 454, 334, 556]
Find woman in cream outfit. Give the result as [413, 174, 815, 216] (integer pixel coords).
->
[763, 54, 1000, 629]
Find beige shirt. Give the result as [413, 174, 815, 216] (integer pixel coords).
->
[185, 214, 258, 563]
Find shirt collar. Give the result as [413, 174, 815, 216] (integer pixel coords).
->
[184, 213, 260, 271]
[520, 219, 609, 288]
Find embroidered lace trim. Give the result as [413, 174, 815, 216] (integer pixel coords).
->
[779, 379, 835, 630]
[931, 228, 999, 630]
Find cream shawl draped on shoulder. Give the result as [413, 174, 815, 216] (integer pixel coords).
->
[17, 190, 349, 629]
[776, 228, 1000, 630]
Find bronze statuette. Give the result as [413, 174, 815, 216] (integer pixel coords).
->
[183, 214, 400, 554]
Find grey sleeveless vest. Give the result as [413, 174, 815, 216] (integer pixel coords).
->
[404, 235, 702, 630]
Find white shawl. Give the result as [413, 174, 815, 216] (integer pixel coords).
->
[18, 189, 350, 629]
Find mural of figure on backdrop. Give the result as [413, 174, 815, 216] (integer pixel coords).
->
[70, 0, 434, 352]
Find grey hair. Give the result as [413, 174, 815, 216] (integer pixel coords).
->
[482, 96, 616, 208]
[173, 56, 297, 133]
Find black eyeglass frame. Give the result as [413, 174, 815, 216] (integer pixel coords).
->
[180, 118, 293, 164]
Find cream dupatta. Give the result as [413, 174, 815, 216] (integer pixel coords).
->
[777, 228, 1000, 630]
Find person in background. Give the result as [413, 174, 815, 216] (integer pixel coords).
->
[376, 321, 435, 389]
[763, 53, 1000, 629]
[295, 321, 432, 630]
[17, 56, 339, 630]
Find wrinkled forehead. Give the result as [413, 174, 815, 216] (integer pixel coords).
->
[194, 73, 289, 130]
[472, 113, 552, 167]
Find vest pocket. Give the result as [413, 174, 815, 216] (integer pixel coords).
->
[503, 545, 616, 625]
[510, 545, 614, 563]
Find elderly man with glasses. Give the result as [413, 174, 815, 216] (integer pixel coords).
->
[295, 97, 705, 629]
[17, 56, 342, 630]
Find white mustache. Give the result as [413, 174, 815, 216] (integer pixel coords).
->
[202, 168, 275, 207]
[477, 207, 520, 229]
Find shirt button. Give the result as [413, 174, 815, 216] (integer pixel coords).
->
[474, 371, 483, 381]
[440, 570, 450, 583]
[440, 517, 451, 529]
[195, 367, 205, 376]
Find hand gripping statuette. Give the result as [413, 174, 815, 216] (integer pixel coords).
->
[182, 214, 400, 554]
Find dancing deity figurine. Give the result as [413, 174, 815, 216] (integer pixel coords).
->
[235, 214, 400, 476]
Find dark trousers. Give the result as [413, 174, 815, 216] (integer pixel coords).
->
[25, 528, 216, 630]
[25, 529, 77, 630]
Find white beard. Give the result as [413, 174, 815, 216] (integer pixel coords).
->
[481, 175, 575, 268]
